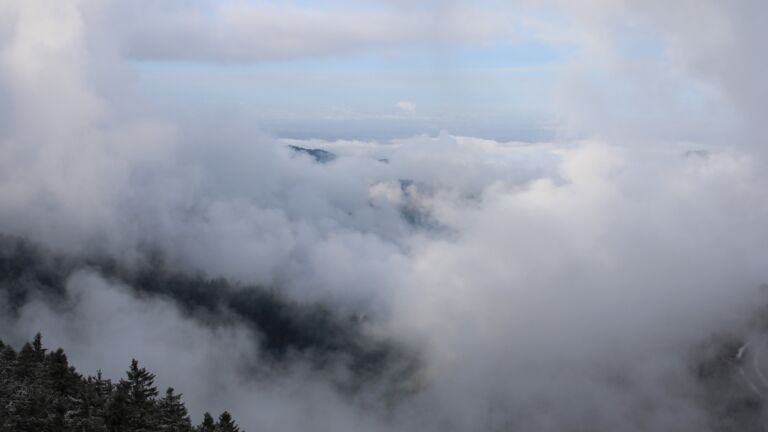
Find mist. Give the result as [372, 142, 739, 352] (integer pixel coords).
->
[1, 1, 768, 431]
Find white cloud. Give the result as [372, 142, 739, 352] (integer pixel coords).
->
[108, 0, 512, 63]
[395, 101, 416, 114]
[2, 1, 768, 431]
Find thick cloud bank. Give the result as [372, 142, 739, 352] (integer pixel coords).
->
[2, 1, 768, 431]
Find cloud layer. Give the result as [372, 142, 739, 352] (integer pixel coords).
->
[110, 0, 510, 63]
[1, 1, 768, 431]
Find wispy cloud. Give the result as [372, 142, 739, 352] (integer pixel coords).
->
[111, 1, 512, 63]
[395, 101, 416, 114]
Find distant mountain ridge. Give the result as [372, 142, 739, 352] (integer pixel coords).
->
[288, 145, 336, 163]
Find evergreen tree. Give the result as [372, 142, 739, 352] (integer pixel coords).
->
[0, 341, 14, 423]
[47, 347, 83, 430]
[105, 382, 130, 432]
[122, 359, 159, 431]
[0, 335, 244, 432]
[197, 413, 216, 432]
[32, 333, 46, 362]
[67, 377, 109, 432]
[159, 387, 192, 432]
[4, 339, 51, 432]
[14, 342, 40, 380]
[216, 411, 241, 432]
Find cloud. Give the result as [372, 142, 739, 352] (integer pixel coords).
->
[517, 0, 768, 149]
[0, 270, 400, 430]
[395, 101, 416, 114]
[2, 1, 768, 431]
[389, 143, 768, 429]
[108, 0, 511, 63]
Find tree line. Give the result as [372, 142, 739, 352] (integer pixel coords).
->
[0, 334, 242, 432]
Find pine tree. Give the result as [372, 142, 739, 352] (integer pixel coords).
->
[0, 341, 15, 424]
[197, 412, 216, 432]
[5, 339, 51, 431]
[14, 342, 39, 380]
[105, 382, 130, 432]
[0, 335, 244, 432]
[122, 359, 159, 431]
[32, 333, 46, 362]
[47, 347, 86, 430]
[67, 378, 109, 432]
[47, 348, 79, 394]
[93, 370, 113, 402]
[159, 387, 192, 432]
[216, 411, 241, 432]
